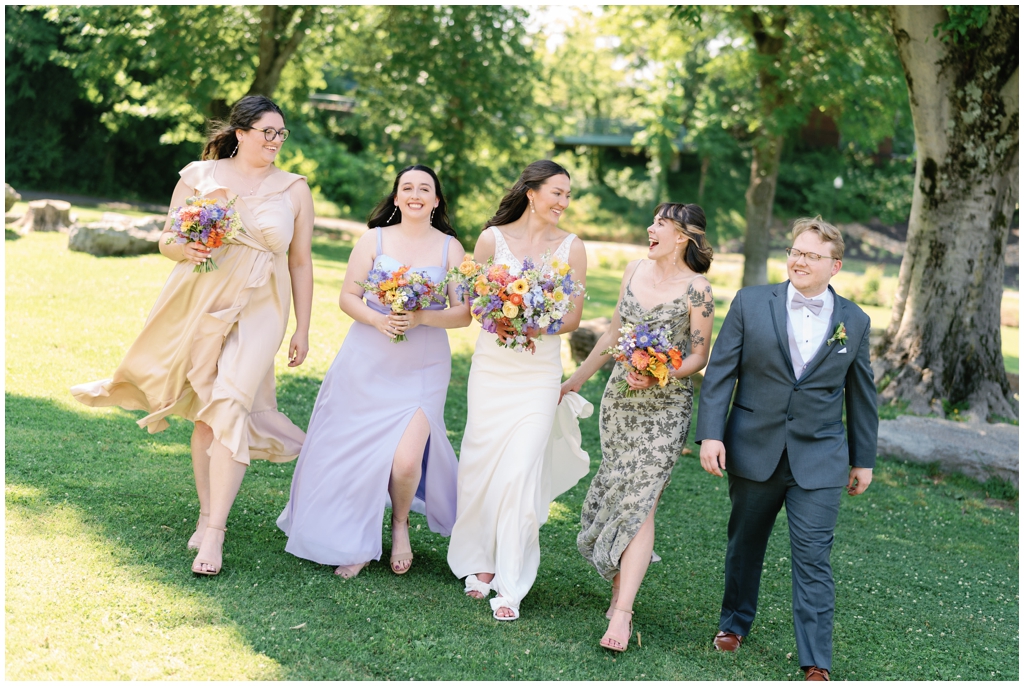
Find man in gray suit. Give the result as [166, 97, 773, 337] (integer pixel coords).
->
[695, 217, 878, 681]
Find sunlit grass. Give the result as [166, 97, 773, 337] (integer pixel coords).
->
[5, 231, 1017, 680]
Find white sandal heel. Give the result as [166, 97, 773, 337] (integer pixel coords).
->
[464, 574, 493, 599]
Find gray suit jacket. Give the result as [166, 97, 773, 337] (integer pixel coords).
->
[695, 281, 878, 489]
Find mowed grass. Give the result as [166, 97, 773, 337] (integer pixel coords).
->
[5, 231, 1019, 680]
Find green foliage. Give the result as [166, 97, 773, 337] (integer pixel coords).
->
[934, 6, 991, 44]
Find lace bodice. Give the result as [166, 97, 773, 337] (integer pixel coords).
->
[489, 227, 575, 274]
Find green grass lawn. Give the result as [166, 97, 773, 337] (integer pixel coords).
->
[5, 231, 1018, 680]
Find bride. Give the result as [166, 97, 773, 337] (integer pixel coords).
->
[447, 160, 591, 621]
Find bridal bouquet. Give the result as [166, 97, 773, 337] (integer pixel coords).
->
[603, 322, 683, 396]
[446, 253, 585, 352]
[357, 265, 446, 342]
[166, 196, 245, 273]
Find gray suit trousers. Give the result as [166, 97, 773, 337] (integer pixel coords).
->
[720, 450, 842, 672]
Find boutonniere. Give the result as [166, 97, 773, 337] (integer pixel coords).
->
[827, 322, 847, 346]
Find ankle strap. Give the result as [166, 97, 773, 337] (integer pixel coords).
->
[206, 525, 226, 532]
[610, 606, 634, 615]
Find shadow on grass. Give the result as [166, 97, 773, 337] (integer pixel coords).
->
[6, 228, 22, 241]
[6, 387, 1019, 680]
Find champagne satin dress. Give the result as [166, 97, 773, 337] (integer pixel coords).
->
[72, 159, 306, 465]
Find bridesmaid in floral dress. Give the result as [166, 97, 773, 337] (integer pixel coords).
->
[560, 203, 715, 651]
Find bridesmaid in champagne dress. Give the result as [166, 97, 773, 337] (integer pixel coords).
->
[72, 96, 314, 576]
[277, 165, 468, 578]
[561, 203, 715, 651]
[447, 160, 592, 621]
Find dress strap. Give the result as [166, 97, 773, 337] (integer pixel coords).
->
[375, 226, 383, 259]
[441, 235, 452, 268]
[554, 233, 576, 262]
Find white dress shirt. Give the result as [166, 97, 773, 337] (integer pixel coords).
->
[787, 282, 834, 364]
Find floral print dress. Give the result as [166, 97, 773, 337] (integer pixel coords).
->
[577, 274, 699, 581]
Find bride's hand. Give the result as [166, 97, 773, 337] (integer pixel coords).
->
[495, 319, 515, 343]
[559, 375, 583, 404]
[625, 371, 656, 390]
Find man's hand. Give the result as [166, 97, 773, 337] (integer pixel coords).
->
[699, 439, 727, 477]
[847, 467, 872, 496]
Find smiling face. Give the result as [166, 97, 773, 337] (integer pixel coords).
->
[787, 230, 842, 296]
[647, 213, 687, 260]
[236, 111, 287, 164]
[527, 174, 571, 224]
[394, 169, 439, 222]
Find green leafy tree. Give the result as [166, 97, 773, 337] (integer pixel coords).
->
[874, 5, 1018, 420]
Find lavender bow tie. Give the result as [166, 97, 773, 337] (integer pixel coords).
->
[791, 293, 824, 316]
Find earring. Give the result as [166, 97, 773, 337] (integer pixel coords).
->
[387, 205, 399, 224]
[529, 198, 536, 214]
[430, 207, 435, 226]
[230, 142, 239, 158]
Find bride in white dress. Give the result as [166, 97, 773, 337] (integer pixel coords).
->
[447, 160, 592, 621]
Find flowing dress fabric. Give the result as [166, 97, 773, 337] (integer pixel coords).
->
[447, 227, 591, 614]
[276, 230, 459, 566]
[577, 273, 696, 581]
[71, 160, 306, 465]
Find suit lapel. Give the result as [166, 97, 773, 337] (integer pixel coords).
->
[768, 281, 796, 381]
[799, 285, 847, 381]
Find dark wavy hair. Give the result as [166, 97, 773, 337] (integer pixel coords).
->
[654, 202, 714, 274]
[366, 165, 457, 238]
[202, 95, 285, 161]
[485, 160, 571, 229]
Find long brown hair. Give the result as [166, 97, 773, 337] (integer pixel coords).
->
[485, 160, 570, 229]
[654, 202, 714, 274]
[366, 165, 457, 238]
[202, 95, 285, 161]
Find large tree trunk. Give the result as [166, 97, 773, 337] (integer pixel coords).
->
[742, 132, 784, 287]
[741, 8, 787, 287]
[875, 6, 1019, 421]
[246, 5, 314, 98]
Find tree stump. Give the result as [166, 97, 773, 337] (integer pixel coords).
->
[5, 183, 20, 212]
[13, 199, 73, 235]
[569, 317, 615, 371]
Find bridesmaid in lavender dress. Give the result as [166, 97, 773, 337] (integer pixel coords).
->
[277, 165, 469, 578]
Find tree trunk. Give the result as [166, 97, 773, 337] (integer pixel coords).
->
[696, 154, 710, 202]
[741, 132, 784, 287]
[246, 5, 314, 98]
[875, 5, 1019, 421]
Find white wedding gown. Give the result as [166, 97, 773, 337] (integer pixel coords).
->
[447, 227, 592, 619]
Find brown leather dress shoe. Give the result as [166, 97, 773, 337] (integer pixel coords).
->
[713, 631, 744, 652]
[804, 666, 830, 681]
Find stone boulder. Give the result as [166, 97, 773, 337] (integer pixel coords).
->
[68, 213, 166, 257]
[5, 183, 21, 212]
[570, 317, 615, 370]
[877, 414, 1019, 487]
[13, 199, 73, 234]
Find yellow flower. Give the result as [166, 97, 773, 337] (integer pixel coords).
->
[458, 258, 477, 276]
[384, 290, 397, 303]
[502, 301, 520, 319]
[552, 290, 564, 302]
[378, 278, 397, 291]
[550, 259, 561, 270]
[510, 278, 530, 295]
[559, 264, 570, 276]
[652, 363, 669, 386]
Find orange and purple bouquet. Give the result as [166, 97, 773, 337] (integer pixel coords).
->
[445, 253, 585, 352]
[357, 265, 446, 342]
[166, 196, 244, 273]
[603, 322, 684, 396]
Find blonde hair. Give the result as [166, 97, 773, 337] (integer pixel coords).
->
[791, 216, 845, 260]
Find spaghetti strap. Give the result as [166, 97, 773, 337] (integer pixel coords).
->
[627, 260, 644, 288]
[441, 235, 452, 268]
[375, 226, 383, 259]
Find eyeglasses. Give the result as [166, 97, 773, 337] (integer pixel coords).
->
[785, 247, 836, 263]
[245, 127, 290, 142]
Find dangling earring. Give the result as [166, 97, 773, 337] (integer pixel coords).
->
[230, 142, 239, 158]
[529, 198, 536, 214]
[430, 207, 435, 226]
[387, 205, 399, 224]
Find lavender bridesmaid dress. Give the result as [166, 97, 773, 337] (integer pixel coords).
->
[276, 229, 459, 566]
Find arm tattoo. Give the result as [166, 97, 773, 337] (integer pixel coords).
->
[688, 282, 714, 319]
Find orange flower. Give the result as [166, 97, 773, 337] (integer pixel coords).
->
[207, 235, 223, 248]
[509, 293, 524, 306]
[631, 349, 650, 370]
[650, 348, 668, 364]
[668, 348, 683, 369]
